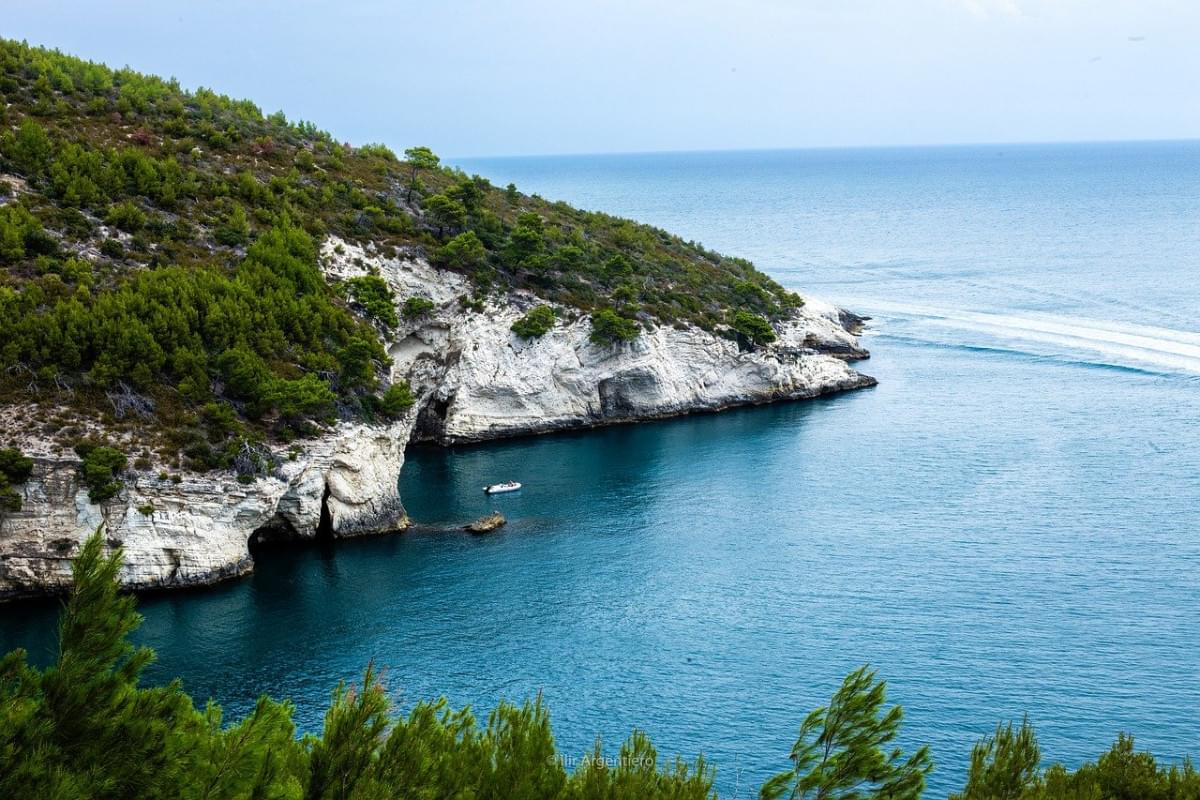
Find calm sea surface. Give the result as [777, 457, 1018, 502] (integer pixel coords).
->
[4, 143, 1198, 796]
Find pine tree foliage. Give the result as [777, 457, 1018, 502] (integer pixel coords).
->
[950, 718, 1041, 800]
[1, 535, 1195, 799]
[759, 666, 932, 800]
[951, 721, 1200, 800]
[0, 36, 804, 464]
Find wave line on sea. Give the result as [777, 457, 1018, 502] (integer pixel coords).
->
[849, 300, 1200, 376]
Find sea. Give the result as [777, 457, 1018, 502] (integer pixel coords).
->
[3, 141, 1198, 796]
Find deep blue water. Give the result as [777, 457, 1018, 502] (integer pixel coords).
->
[3, 143, 1199, 796]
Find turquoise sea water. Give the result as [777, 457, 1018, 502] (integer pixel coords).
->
[3, 143, 1199, 795]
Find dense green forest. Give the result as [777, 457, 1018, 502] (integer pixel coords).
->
[0, 38, 797, 476]
[0, 534, 1196, 800]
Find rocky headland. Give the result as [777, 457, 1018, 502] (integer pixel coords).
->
[0, 238, 873, 599]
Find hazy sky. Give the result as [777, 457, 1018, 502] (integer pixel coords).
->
[4, 1, 1198, 157]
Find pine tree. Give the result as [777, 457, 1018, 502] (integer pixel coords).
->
[402, 146, 440, 202]
[36, 531, 196, 798]
[950, 718, 1041, 800]
[759, 666, 932, 800]
[304, 664, 390, 800]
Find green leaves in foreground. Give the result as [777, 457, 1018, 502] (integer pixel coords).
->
[760, 666, 932, 800]
[951, 718, 1200, 800]
[3, 532, 1197, 800]
[0, 531, 716, 800]
[1, 532, 200, 799]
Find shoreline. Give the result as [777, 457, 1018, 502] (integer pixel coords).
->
[1, 240, 876, 601]
[0, 370, 875, 603]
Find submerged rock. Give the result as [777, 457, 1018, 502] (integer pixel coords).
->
[464, 512, 507, 533]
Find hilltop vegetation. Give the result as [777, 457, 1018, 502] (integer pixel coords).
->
[0, 38, 796, 475]
[2, 533, 1195, 800]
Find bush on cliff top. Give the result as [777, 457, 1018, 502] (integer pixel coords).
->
[511, 304, 557, 339]
[346, 274, 398, 329]
[401, 295, 436, 319]
[0, 446, 33, 512]
[732, 310, 777, 347]
[590, 308, 641, 345]
[73, 442, 126, 502]
[1, 533, 1195, 799]
[379, 381, 415, 417]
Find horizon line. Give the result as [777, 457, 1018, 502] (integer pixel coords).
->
[450, 135, 1200, 163]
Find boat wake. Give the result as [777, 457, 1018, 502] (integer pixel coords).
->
[851, 300, 1200, 377]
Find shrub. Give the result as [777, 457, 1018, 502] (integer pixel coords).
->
[437, 230, 487, 272]
[0, 203, 46, 263]
[0, 447, 34, 484]
[732, 310, 777, 346]
[74, 442, 127, 502]
[379, 381, 415, 417]
[459, 294, 485, 313]
[216, 348, 271, 403]
[503, 212, 546, 268]
[402, 296, 435, 320]
[214, 203, 250, 246]
[338, 336, 384, 391]
[590, 308, 640, 344]
[106, 200, 147, 232]
[99, 237, 124, 258]
[0, 484, 20, 512]
[2, 117, 54, 173]
[346, 274, 398, 328]
[264, 374, 336, 426]
[0, 446, 32, 513]
[511, 305, 557, 339]
[421, 194, 466, 238]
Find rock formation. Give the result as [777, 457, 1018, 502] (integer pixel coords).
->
[0, 238, 874, 599]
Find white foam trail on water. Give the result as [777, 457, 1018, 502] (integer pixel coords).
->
[846, 299, 1200, 375]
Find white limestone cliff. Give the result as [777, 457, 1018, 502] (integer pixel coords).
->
[323, 239, 873, 444]
[0, 238, 874, 598]
[0, 418, 413, 599]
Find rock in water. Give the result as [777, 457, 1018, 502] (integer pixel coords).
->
[465, 512, 507, 533]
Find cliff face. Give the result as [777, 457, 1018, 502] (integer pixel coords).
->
[324, 239, 875, 445]
[0, 239, 874, 599]
[0, 419, 413, 599]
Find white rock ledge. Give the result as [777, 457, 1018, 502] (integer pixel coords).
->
[0, 239, 874, 598]
[0, 419, 413, 600]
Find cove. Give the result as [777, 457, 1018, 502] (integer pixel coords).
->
[4, 142, 1200, 796]
[4, 329, 1198, 797]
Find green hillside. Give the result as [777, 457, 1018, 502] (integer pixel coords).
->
[0, 39, 798, 473]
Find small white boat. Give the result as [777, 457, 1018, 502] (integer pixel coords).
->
[483, 481, 522, 494]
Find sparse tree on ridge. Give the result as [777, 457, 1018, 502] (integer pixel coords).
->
[403, 145, 440, 202]
[422, 194, 467, 238]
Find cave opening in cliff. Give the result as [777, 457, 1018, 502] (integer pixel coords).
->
[316, 484, 334, 542]
[247, 513, 301, 555]
[412, 395, 451, 443]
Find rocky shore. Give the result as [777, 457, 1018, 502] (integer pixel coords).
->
[0, 238, 874, 599]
